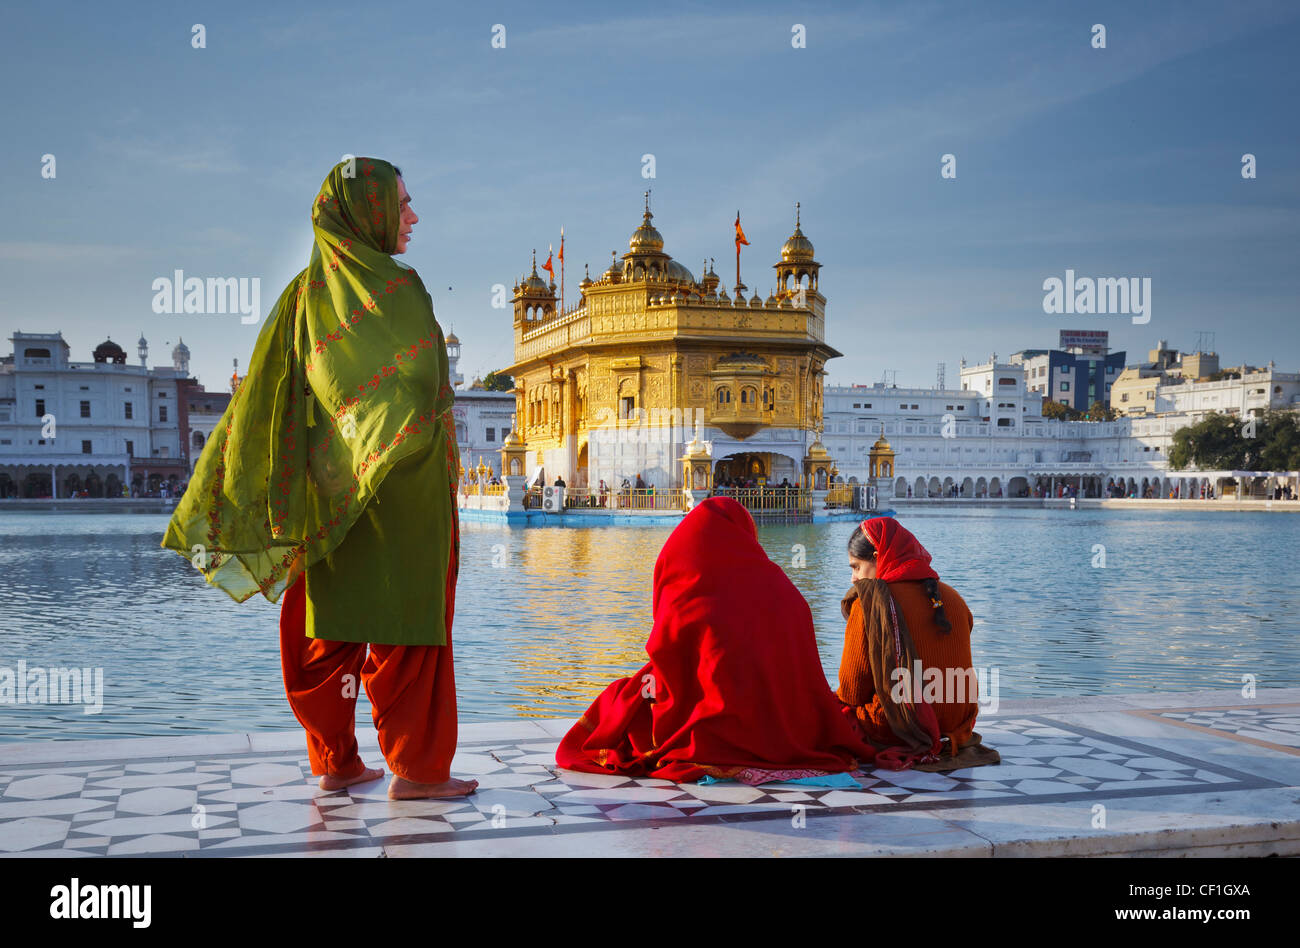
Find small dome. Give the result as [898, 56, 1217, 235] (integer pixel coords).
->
[629, 209, 664, 252]
[665, 259, 695, 284]
[137, 333, 148, 348]
[579, 264, 593, 288]
[781, 205, 815, 262]
[502, 426, 523, 447]
[446, 331, 460, 345]
[602, 251, 621, 282]
[749, 292, 763, 308]
[93, 339, 127, 364]
[520, 255, 551, 293]
[781, 226, 815, 262]
[172, 338, 190, 359]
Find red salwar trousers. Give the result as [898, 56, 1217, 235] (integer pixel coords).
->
[278, 567, 459, 785]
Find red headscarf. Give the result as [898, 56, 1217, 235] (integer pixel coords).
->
[557, 496, 875, 780]
[860, 517, 939, 583]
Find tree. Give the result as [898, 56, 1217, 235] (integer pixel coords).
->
[1084, 401, 1116, 422]
[481, 370, 514, 392]
[1042, 400, 1085, 421]
[1169, 411, 1260, 471]
[1259, 412, 1300, 470]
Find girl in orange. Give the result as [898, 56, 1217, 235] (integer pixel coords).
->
[837, 517, 983, 767]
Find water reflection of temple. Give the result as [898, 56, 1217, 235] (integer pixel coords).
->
[502, 196, 841, 492]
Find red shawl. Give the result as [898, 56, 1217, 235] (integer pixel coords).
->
[860, 517, 940, 583]
[556, 496, 876, 780]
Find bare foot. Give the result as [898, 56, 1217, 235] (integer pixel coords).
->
[319, 766, 384, 791]
[387, 775, 479, 799]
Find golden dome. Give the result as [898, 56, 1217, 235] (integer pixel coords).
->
[780, 203, 815, 262]
[629, 209, 664, 252]
[520, 251, 550, 293]
[445, 331, 459, 345]
[665, 259, 695, 284]
[502, 427, 523, 447]
[602, 250, 621, 282]
[781, 226, 815, 262]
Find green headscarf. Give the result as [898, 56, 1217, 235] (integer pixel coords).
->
[161, 158, 456, 604]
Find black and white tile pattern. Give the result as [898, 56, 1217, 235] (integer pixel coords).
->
[0, 713, 1281, 857]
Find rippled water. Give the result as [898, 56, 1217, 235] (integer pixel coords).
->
[1, 508, 1296, 741]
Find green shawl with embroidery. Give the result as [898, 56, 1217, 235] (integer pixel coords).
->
[161, 157, 457, 606]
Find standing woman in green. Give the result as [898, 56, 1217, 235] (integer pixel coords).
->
[163, 158, 477, 799]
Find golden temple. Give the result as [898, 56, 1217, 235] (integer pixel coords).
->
[502, 195, 840, 490]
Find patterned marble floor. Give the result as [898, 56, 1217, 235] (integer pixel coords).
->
[2, 702, 1293, 857]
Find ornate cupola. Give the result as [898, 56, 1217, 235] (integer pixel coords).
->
[621, 191, 675, 283]
[601, 250, 621, 284]
[774, 202, 820, 302]
[512, 249, 557, 326]
[172, 337, 191, 375]
[701, 257, 720, 297]
[93, 338, 127, 365]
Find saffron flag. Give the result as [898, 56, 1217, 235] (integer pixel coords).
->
[734, 212, 749, 249]
[558, 228, 565, 265]
[542, 245, 555, 282]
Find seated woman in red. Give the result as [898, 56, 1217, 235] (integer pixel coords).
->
[556, 496, 875, 783]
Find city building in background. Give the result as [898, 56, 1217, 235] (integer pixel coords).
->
[0, 331, 197, 498]
[1011, 329, 1126, 410]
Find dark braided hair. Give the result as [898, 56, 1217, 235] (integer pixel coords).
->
[847, 525, 951, 634]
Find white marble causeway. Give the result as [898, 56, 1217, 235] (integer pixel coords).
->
[1, 689, 1298, 857]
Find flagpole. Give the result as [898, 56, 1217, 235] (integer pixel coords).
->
[560, 226, 565, 315]
[735, 210, 741, 296]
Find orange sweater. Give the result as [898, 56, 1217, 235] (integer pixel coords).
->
[837, 580, 979, 753]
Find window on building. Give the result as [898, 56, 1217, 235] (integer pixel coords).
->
[1060, 382, 1070, 392]
[34, 384, 44, 390]
[158, 391, 167, 398]
[35, 398, 45, 417]
[126, 440, 134, 455]
[125, 402, 133, 419]
[160, 405, 168, 422]
[80, 400, 90, 418]
[485, 428, 495, 442]
[79, 385, 89, 391]
[998, 377, 1016, 386]
[160, 447, 169, 457]
[1145, 391, 1154, 400]
[997, 418, 1013, 427]
[81, 440, 92, 454]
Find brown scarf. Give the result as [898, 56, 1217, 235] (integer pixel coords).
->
[840, 578, 938, 756]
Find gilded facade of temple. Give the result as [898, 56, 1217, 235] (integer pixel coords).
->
[503, 197, 841, 490]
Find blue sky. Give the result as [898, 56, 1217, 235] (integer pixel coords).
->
[3, 0, 1297, 392]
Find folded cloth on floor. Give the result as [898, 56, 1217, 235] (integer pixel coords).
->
[913, 732, 1001, 773]
[698, 770, 863, 788]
